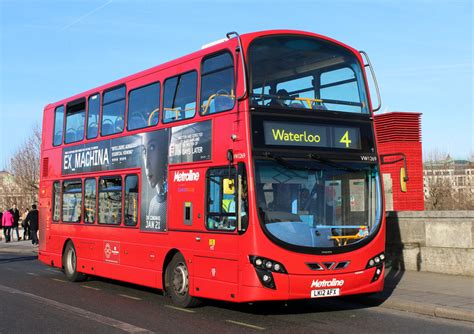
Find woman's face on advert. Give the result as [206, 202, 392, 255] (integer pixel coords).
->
[143, 135, 166, 189]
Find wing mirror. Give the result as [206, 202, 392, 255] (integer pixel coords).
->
[380, 153, 409, 193]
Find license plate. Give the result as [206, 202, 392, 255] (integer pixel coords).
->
[311, 288, 340, 298]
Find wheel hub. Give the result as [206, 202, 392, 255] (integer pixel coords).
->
[67, 248, 76, 274]
[172, 263, 188, 296]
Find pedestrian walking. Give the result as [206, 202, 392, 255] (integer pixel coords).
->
[24, 204, 39, 245]
[21, 208, 30, 240]
[11, 204, 21, 241]
[2, 208, 14, 243]
[0, 209, 3, 241]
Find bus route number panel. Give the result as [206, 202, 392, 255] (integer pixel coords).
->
[263, 121, 361, 150]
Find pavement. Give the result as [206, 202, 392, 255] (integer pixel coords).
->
[1, 237, 473, 323]
[354, 267, 474, 323]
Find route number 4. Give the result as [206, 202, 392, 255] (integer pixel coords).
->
[340, 130, 352, 148]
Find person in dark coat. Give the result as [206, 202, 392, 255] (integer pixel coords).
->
[24, 204, 39, 245]
[12, 204, 21, 241]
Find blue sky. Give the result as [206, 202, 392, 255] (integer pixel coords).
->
[1, 0, 472, 166]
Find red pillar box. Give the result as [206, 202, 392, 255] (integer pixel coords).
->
[374, 112, 424, 211]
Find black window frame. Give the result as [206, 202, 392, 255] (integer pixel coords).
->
[124, 174, 139, 226]
[52, 181, 61, 222]
[101, 85, 127, 137]
[98, 175, 123, 225]
[126, 81, 161, 131]
[64, 98, 86, 145]
[61, 179, 83, 223]
[83, 178, 97, 224]
[53, 105, 64, 147]
[162, 70, 198, 124]
[87, 93, 101, 140]
[199, 50, 236, 116]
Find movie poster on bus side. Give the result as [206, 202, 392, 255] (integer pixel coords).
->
[139, 129, 170, 232]
[62, 136, 142, 175]
[169, 120, 212, 164]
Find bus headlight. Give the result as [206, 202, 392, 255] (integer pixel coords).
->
[249, 255, 287, 290]
[366, 253, 385, 282]
[366, 252, 385, 269]
[249, 256, 287, 274]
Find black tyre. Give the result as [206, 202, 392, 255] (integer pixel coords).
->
[165, 253, 200, 308]
[63, 242, 87, 282]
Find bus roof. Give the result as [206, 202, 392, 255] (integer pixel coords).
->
[44, 29, 359, 110]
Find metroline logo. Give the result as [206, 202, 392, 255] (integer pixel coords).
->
[310, 278, 345, 288]
[174, 170, 200, 182]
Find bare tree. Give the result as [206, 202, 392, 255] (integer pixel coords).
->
[8, 124, 41, 204]
[424, 150, 473, 210]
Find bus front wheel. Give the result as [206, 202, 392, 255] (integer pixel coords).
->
[62, 242, 87, 282]
[165, 253, 200, 308]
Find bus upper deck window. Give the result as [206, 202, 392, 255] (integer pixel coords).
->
[200, 52, 235, 115]
[102, 86, 126, 136]
[163, 71, 197, 123]
[248, 35, 369, 114]
[87, 94, 100, 139]
[320, 67, 363, 113]
[65, 99, 86, 144]
[53, 105, 64, 146]
[127, 82, 160, 131]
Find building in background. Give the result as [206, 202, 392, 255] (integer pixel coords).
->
[423, 156, 474, 209]
[374, 112, 424, 211]
[0, 170, 24, 209]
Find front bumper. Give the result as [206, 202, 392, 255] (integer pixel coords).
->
[239, 264, 384, 302]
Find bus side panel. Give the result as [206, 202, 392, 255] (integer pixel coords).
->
[38, 181, 51, 253]
[76, 257, 159, 289]
[193, 257, 238, 301]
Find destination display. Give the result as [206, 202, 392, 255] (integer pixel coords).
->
[263, 121, 362, 150]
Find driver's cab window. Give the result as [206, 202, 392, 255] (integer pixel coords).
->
[101, 85, 126, 136]
[206, 168, 237, 231]
[200, 52, 235, 115]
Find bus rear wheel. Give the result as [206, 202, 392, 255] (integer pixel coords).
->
[165, 253, 200, 308]
[63, 242, 87, 282]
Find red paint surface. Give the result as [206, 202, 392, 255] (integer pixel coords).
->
[375, 112, 424, 211]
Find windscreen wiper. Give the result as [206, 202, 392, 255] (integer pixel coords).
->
[263, 152, 367, 172]
[307, 154, 365, 172]
[262, 152, 317, 172]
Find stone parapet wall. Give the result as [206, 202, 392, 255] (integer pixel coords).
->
[385, 211, 474, 276]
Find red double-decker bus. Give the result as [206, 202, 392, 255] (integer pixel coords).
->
[39, 30, 403, 307]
